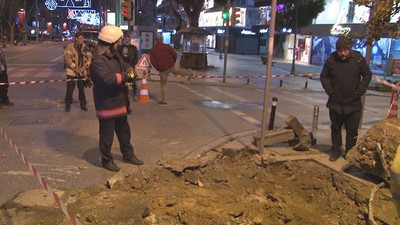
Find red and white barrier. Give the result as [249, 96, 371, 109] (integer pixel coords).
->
[0, 78, 82, 86]
[0, 127, 82, 225]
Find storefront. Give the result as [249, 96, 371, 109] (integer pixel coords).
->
[299, 23, 400, 75]
[284, 34, 312, 64]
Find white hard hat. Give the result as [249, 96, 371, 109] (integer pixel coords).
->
[98, 25, 123, 44]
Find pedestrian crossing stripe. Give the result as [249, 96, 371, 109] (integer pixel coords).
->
[137, 54, 151, 69]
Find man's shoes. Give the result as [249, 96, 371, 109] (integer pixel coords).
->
[157, 101, 167, 106]
[133, 96, 138, 101]
[329, 150, 342, 162]
[123, 155, 144, 165]
[102, 161, 120, 172]
[65, 104, 71, 112]
[80, 103, 88, 111]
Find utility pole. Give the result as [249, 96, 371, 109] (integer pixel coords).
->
[35, 0, 38, 43]
[359, 1, 376, 128]
[290, 1, 298, 75]
[222, 0, 230, 83]
[259, 0, 277, 155]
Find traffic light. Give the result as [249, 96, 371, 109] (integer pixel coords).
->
[222, 10, 229, 20]
[231, 7, 241, 26]
[121, 0, 132, 21]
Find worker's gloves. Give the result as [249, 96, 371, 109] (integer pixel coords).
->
[125, 69, 136, 86]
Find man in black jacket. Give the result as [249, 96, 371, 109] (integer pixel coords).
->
[320, 36, 372, 162]
[90, 26, 143, 172]
[118, 34, 139, 113]
[0, 48, 13, 108]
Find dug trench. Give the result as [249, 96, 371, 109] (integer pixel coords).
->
[0, 145, 397, 225]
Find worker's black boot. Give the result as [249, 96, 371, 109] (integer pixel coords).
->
[329, 150, 341, 162]
[123, 154, 144, 165]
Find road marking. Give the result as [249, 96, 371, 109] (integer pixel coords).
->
[11, 72, 28, 77]
[231, 110, 259, 124]
[0, 171, 33, 176]
[51, 54, 63, 62]
[34, 71, 52, 77]
[5, 45, 55, 60]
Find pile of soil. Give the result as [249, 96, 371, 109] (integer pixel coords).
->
[0, 147, 397, 225]
[347, 118, 400, 181]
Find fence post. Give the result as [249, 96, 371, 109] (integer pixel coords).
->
[247, 74, 250, 85]
[268, 97, 278, 130]
[279, 75, 283, 88]
[304, 76, 309, 89]
[312, 105, 319, 134]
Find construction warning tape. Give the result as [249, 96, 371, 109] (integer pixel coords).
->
[148, 72, 320, 79]
[0, 78, 83, 86]
[0, 74, 397, 91]
[0, 127, 82, 225]
[372, 75, 400, 91]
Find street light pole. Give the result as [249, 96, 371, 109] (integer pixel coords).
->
[259, 0, 277, 155]
[35, 0, 38, 43]
[222, 0, 230, 83]
[290, 1, 298, 75]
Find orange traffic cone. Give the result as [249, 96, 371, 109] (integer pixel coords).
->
[388, 92, 398, 119]
[138, 71, 153, 103]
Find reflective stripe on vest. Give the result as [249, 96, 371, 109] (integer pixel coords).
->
[96, 106, 127, 118]
[115, 73, 122, 85]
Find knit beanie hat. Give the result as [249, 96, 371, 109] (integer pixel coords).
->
[336, 36, 352, 50]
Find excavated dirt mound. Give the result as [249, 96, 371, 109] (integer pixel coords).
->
[347, 118, 400, 181]
[0, 149, 397, 225]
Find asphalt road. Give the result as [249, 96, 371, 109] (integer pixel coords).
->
[0, 41, 391, 206]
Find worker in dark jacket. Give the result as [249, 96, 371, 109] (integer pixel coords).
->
[90, 25, 143, 172]
[320, 36, 372, 162]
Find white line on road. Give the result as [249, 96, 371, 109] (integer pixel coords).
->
[11, 72, 28, 77]
[51, 54, 63, 63]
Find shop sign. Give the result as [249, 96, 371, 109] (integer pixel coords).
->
[217, 29, 225, 34]
[330, 24, 351, 35]
[241, 30, 255, 35]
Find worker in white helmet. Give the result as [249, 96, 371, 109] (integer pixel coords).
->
[90, 25, 143, 172]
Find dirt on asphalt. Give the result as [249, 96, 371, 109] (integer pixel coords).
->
[1, 119, 399, 225]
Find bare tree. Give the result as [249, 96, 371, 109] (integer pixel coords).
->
[2, 0, 23, 45]
[170, 0, 184, 48]
[175, 0, 204, 27]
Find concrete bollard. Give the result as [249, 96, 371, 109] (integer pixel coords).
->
[312, 105, 319, 134]
[304, 76, 309, 89]
[268, 97, 278, 130]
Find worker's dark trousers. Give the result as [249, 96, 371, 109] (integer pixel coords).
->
[0, 70, 9, 102]
[98, 116, 134, 164]
[65, 75, 86, 105]
[329, 109, 361, 152]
